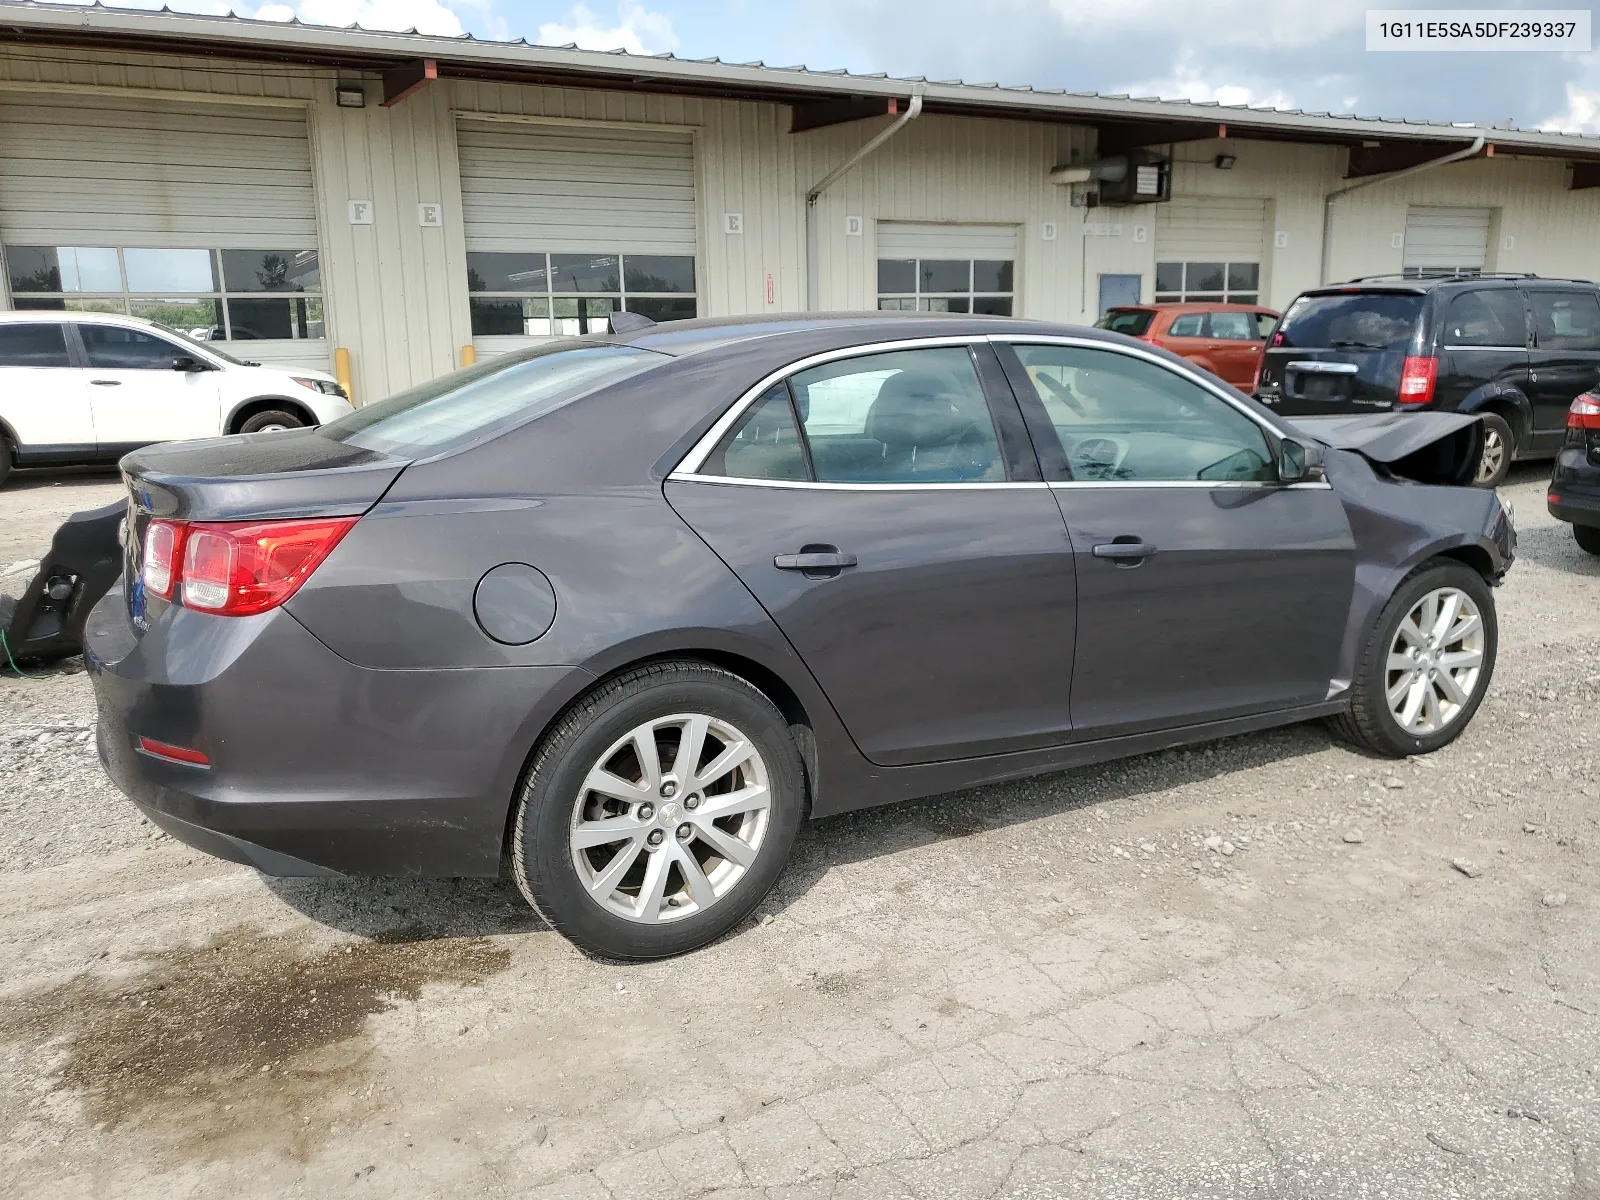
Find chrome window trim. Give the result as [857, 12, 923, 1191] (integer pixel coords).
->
[671, 334, 986, 479]
[1049, 480, 1333, 491]
[669, 474, 1049, 492]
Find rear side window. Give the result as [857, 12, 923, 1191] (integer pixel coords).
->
[1444, 290, 1527, 347]
[1275, 293, 1424, 351]
[0, 323, 70, 367]
[702, 382, 808, 481]
[323, 342, 663, 456]
[1095, 309, 1154, 336]
[1208, 312, 1256, 341]
[1253, 312, 1278, 340]
[1168, 314, 1206, 337]
[1530, 291, 1600, 351]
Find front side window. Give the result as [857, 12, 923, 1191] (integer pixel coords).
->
[1444, 290, 1527, 348]
[1530, 291, 1600, 351]
[877, 258, 1014, 316]
[80, 324, 187, 370]
[1156, 261, 1259, 305]
[1009, 343, 1275, 483]
[0, 323, 71, 368]
[4, 245, 323, 344]
[466, 251, 696, 336]
[707, 346, 1006, 485]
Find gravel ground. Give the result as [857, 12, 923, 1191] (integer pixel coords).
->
[2, 463, 1598, 1199]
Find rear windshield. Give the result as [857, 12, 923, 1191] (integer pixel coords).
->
[1275, 292, 1424, 352]
[1095, 309, 1155, 336]
[320, 341, 664, 456]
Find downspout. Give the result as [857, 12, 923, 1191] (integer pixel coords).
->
[1320, 135, 1485, 284]
[805, 89, 924, 311]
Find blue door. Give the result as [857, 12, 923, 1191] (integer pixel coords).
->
[1097, 273, 1143, 316]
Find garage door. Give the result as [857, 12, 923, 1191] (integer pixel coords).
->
[1403, 206, 1491, 278]
[1155, 197, 1267, 303]
[457, 119, 699, 353]
[0, 93, 326, 370]
[875, 222, 1017, 314]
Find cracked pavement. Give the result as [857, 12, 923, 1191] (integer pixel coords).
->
[2, 464, 1598, 1199]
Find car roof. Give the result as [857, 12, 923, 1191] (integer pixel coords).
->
[1107, 302, 1278, 314]
[0, 309, 159, 327]
[1306, 274, 1596, 296]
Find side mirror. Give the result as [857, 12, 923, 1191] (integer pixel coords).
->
[171, 355, 205, 372]
[1277, 437, 1325, 484]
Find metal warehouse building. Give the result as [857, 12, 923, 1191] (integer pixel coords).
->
[3, 1, 1600, 405]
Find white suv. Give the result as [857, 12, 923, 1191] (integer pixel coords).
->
[0, 311, 355, 486]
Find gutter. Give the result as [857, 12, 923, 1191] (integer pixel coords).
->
[1319, 135, 1486, 284]
[804, 89, 923, 310]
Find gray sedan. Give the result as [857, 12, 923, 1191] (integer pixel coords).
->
[86, 314, 1515, 958]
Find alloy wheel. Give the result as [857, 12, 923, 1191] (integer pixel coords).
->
[1385, 586, 1485, 735]
[569, 713, 771, 923]
[1475, 428, 1505, 484]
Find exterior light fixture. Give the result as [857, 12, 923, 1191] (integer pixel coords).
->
[336, 86, 366, 108]
[1214, 153, 1237, 170]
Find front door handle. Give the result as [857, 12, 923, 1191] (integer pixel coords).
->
[90, 379, 122, 387]
[1093, 539, 1158, 562]
[774, 550, 858, 571]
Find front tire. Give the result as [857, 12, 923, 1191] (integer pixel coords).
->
[237, 409, 305, 434]
[1574, 524, 1600, 556]
[1329, 560, 1497, 758]
[1474, 413, 1514, 488]
[512, 662, 804, 959]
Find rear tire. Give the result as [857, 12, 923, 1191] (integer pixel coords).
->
[1328, 560, 1497, 758]
[1473, 413, 1514, 488]
[512, 661, 804, 960]
[1575, 524, 1600, 556]
[237, 409, 304, 434]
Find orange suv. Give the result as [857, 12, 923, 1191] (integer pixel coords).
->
[1096, 303, 1279, 390]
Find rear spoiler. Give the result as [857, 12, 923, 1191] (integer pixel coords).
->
[1284, 412, 1484, 487]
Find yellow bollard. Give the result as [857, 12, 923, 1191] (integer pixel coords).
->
[334, 347, 355, 405]
[461, 344, 477, 367]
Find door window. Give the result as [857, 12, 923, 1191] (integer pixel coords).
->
[1009, 343, 1275, 483]
[80, 324, 186, 370]
[1168, 314, 1206, 338]
[1444, 290, 1527, 348]
[0, 323, 71, 367]
[706, 347, 1007, 484]
[1530, 291, 1600, 351]
[1208, 312, 1257, 340]
[1253, 312, 1278, 340]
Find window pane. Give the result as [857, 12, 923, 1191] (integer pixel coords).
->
[623, 254, 695, 293]
[0, 323, 71, 368]
[123, 248, 217, 293]
[1226, 262, 1260, 291]
[626, 296, 696, 323]
[14, 297, 127, 315]
[1168, 314, 1206, 337]
[1254, 312, 1279, 339]
[877, 297, 916, 311]
[973, 260, 1014, 292]
[220, 249, 320, 293]
[1010, 344, 1274, 482]
[1208, 311, 1255, 340]
[129, 298, 221, 335]
[551, 295, 619, 335]
[466, 253, 549, 294]
[789, 346, 1004, 483]
[1095, 309, 1154, 335]
[227, 297, 320, 340]
[1185, 293, 1224, 304]
[921, 296, 971, 313]
[470, 297, 550, 337]
[1155, 262, 1184, 293]
[1153, 293, 1182, 304]
[80, 324, 186, 370]
[703, 382, 809, 481]
[549, 254, 620, 293]
[1531, 291, 1600, 351]
[1229, 293, 1259, 306]
[7, 246, 123, 293]
[1186, 263, 1225, 293]
[919, 260, 970, 292]
[972, 296, 1013, 316]
[1276, 293, 1424, 350]
[877, 258, 915, 293]
[1444, 290, 1527, 348]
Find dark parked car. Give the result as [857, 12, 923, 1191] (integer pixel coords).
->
[1548, 389, 1600, 554]
[87, 315, 1514, 959]
[1255, 274, 1600, 487]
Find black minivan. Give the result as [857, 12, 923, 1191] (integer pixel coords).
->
[1255, 275, 1600, 486]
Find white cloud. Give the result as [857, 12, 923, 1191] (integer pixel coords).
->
[251, 1, 467, 36]
[1122, 51, 1296, 111]
[537, 1, 678, 54]
[1540, 82, 1600, 134]
[1044, 0, 1369, 51]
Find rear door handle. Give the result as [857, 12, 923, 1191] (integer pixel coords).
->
[90, 379, 122, 387]
[1093, 540, 1158, 562]
[774, 550, 857, 570]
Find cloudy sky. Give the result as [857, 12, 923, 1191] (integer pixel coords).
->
[65, 0, 1600, 131]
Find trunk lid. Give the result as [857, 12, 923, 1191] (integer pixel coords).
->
[120, 429, 409, 632]
[1256, 288, 1426, 415]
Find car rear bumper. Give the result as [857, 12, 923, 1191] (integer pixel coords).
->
[85, 584, 582, 877]
[1548, 447, 1600, 526]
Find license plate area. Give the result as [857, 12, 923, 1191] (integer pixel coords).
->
[1290, 371, 1348, 402]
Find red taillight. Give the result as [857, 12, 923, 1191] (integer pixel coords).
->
[141, 519, 186, 600]
[1568, 393, 1600, 430]
[179, 518, 357, 616]
[1397, 356, 1437, 406]
[136, 736, 210, 767]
